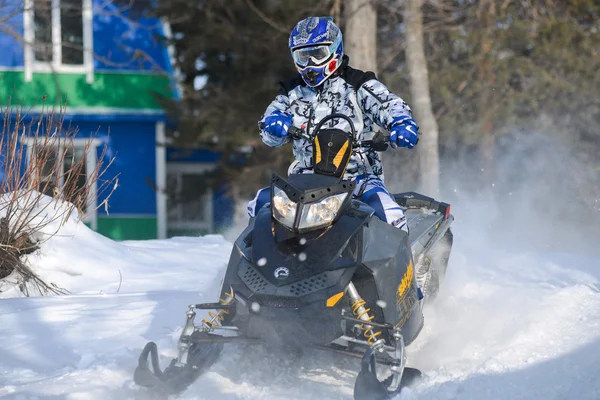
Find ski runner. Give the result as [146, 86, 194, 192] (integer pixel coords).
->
[248, 16, 419, 232]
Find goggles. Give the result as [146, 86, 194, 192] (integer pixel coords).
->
[293, 44, 333, 67]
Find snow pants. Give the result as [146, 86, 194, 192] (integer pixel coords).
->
[247, 174, 408, 232]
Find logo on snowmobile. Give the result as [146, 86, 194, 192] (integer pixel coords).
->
[274, 267, 290, 280]
[395, 260, 418, 329]
[397, 260, 414, 298]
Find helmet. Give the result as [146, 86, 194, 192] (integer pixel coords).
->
[289, 16, 343, 87]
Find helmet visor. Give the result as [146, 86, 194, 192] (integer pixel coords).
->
[293, 45, 332, 67]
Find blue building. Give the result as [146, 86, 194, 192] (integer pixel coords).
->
[0, 0, 232, 239]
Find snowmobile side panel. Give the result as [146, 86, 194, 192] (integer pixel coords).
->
[361, 218, 424, 345]
[393, 191, 450, 217]
[404, 210, 445, 257]
[404, 210, 444, 246]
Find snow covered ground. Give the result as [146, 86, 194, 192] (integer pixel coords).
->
[1, 200, 599, 399]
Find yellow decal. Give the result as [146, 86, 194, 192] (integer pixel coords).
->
[397, 260, 414, 298]
[395, 261, 418, 329]
[315, 136, 322, 164]
[326, 292, 344, 307]
[332, 140, 349, 168]
[395, 289, 418, 328]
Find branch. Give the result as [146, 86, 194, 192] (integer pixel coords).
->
[329, 0, 342, 24]
[243, 0, 288, 34]
[94, 0, 163, 32]
[0, 103, 119, 296]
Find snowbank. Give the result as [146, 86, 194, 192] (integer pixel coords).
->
[0, 194, 232, 298]
[0, 209, 235, 399]
[21, 221, 232, 297]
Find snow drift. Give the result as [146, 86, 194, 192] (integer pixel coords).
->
[0, 209, 233, 399]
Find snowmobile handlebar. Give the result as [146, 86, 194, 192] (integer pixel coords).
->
[289, 125, 389, 152]
[260, 113, 389, 151]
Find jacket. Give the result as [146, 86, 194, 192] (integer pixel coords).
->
[258, 56, 413, 180]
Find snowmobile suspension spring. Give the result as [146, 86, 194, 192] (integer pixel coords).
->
[351, 299, 384, 347]
[202, 287, 235, 329]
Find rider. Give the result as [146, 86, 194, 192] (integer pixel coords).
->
[248, 16, 419, 233]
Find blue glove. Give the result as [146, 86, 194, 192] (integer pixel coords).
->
[263, 110, 293, 138]
[390, 116, 419, 149]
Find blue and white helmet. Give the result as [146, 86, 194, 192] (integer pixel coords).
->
[289, 16, 343, 87]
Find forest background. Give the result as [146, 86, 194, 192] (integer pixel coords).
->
[142, 0, 599, 248]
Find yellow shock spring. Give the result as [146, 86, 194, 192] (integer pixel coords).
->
[351, 299, 383, 347]
[202, 287, 235, 328]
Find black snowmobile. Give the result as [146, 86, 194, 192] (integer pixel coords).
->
[134, 114, 454, 399]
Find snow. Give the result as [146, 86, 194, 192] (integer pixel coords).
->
[1, 197, 600, 399]
[0, 216, 230, 298]
[408, 247, 600, 399]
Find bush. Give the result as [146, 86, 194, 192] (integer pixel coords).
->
[0, 103, 117, 296]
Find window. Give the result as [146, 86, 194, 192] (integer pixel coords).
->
[23, 137, 102, 230]
[59, 0, 84, 65]
[36, 144, 87, 205]
[166, 164, 214, 235]
[24, 0, 93, 82]
[32, 0, 52, 62]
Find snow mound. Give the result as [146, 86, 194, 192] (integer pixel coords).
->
[0, 206, 234, 399]
[0, 197, 232, 297]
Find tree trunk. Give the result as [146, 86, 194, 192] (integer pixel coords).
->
[404, 0, 440, 196]
[343, 0, 377, 73]
[478, 0, 497, 183]
[344, 0, 405, 189]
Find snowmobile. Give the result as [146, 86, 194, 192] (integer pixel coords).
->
[133, 114, 454, 399]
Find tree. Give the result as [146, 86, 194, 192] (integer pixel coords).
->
[343, 0, 412, 192]
[343, 0, 378, 73]
[155, 0, 332, 197]
[150, 0, 600, 230]
[404, 0, 439, 195]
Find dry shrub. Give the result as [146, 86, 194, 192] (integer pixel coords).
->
[0, 103, 118, 296]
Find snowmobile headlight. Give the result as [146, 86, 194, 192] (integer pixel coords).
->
[298, 193, 348, 230]
[272, 186, 297, 228]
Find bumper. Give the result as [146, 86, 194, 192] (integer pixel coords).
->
[232, 292, 344, 346]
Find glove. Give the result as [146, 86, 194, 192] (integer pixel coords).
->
[263, 110, 293, 138]
[390, 116, 419, 149]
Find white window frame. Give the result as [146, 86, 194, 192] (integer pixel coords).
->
[23, 0, 94, 83]
[22, 136, 102, 230]
[156, 121, 167, 239]
[166, 163, 215, 233]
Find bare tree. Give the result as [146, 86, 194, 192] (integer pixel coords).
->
[404, 0, 440, 195]
[343, 0, 407, 190]
[343, 0, 378, 73]
[343, 0, 426, 193]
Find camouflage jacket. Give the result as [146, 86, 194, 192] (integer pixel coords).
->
[258, 56, 413, 180]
